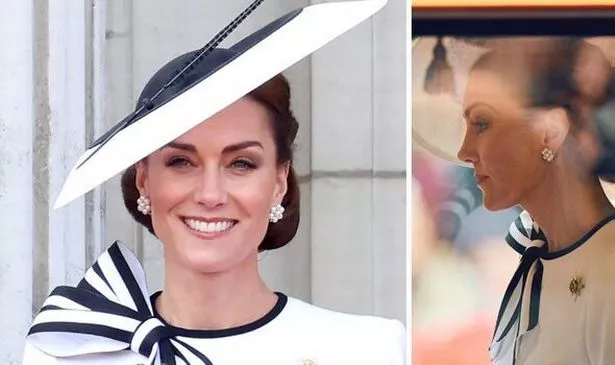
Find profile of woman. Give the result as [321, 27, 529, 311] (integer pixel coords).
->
[23, 1, 405, 364]
[414, 37, 615, 365]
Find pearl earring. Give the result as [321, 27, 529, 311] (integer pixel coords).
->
[137, 196, 151, 215]
[541, 147, 555, 162]
[269, 204, 285, 223]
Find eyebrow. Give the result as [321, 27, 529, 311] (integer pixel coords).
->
[222, 140, 263, 154]
[463, 102, 496, 119]
[161, 140, 264, 154]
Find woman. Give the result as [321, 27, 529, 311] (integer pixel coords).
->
[415, 37, 615, 364]
[23, 1, 405, 364]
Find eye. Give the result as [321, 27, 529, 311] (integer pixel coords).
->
[166, 156, 193, 167]
[472, 117, 490, 133]
[230, 158, 257, 170]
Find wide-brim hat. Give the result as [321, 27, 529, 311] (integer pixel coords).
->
[411, 36, 615, 168]
[53, 0, 387, 209]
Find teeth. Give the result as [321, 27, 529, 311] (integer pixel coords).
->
[184, 219, 234, 233]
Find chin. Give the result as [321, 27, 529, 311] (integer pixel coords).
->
[161, 236, 249, 275]
[482, 194, 518, 212]
[158, 219, 261, 274]
[175, 244, 253, 274]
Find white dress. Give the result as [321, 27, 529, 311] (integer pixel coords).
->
[490, 211, 615, 365]
[23, 242, 406, 365]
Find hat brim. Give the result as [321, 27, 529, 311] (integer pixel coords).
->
[411, 37, 487, 168]
[53, 0, 387, 209]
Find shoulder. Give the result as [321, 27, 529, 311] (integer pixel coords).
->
[280, 296, 406, 360]
[285, 296, 404, 328]
[589, 218, 615, 242]
[583, 219, 615, 273]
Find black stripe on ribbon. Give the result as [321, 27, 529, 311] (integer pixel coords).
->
[505, 234, 528, 255]
[528, 260, 544, 331]
[514, 217, 528, 238]
[138, 324, 172, 358]
[107, 243, 152, 314]
[29, 322, 132, 343]
[159, 340, 179, 365]
[46, 286, 141, 319]
[26, 242, 215, 365]
[91, 262, 115, 296]
[492, 246, 542, 342]
[77, 276, 101, 294]
[173, 338, 214, 365]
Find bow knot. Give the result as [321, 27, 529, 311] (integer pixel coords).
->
[490, 211, 546, 365]
[131, 317, 172, 358]
[26, 242, 213, 365]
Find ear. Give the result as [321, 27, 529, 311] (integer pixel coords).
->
[542, 107, 571, 151]
[273, 162, 290, 205]
[134, 160, 149, 197]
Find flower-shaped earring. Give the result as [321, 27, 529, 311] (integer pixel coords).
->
[541, 147, 555, 163]
[137, 196, 151, 215]
[269, 204, 285, 223]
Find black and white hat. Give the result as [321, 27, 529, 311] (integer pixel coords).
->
[54, 0, 387, 209]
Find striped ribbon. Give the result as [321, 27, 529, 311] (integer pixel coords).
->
[490, 210, 547, 365]
[26, 242, 213, 365]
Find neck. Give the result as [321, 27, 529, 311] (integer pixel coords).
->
[521, 169, 615, 252]
[155, 252, 277, 330]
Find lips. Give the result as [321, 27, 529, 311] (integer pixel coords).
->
[475, 175, 489, 184]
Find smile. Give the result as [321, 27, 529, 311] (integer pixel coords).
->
[183, 218, 237, 234]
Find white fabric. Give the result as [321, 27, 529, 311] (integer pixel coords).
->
[493, 214, 615, 365]
[23, 295, 406, 365]
[515, 220, 615, 365]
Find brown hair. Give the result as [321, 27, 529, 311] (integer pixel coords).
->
[471, 38, 613, 113]
[470, 38, 615, 181]
[120, 57, 300, 251]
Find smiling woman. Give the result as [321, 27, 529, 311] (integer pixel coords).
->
[124, 69, 298, 277]
[122, 76, 299, 255]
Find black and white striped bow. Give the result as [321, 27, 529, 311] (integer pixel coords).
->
[489, 210, 547, 365]
[26, 242, 213, 365]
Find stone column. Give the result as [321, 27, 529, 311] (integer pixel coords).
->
[0, 2, 34, 363]
[309, 0, 406, 322]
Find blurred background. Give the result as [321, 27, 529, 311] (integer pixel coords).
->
[412, 35, 525, 365]
[411, 143, 520, 365]
[0, 1, 406, 363]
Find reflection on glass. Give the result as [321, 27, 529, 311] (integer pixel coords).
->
[413, 36, 615, 365]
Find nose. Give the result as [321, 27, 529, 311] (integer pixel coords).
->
[457, 133, 478, 164]
[194, 167, 227, 208]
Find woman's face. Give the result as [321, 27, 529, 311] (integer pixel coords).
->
[136, 96, 289, 274]
[457, 70, 548, 211]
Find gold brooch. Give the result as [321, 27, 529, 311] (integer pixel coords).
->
[302, 360, 316, 365]
[569, 275, 585, 300]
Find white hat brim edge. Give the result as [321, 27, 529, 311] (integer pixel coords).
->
[411, 36, 471, 168]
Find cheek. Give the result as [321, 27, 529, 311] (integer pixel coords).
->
[481, 130, 543, 191]
[231, 172, 278, 215]
[148, 172, 194, 210]
[484, 136, 529, 173]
